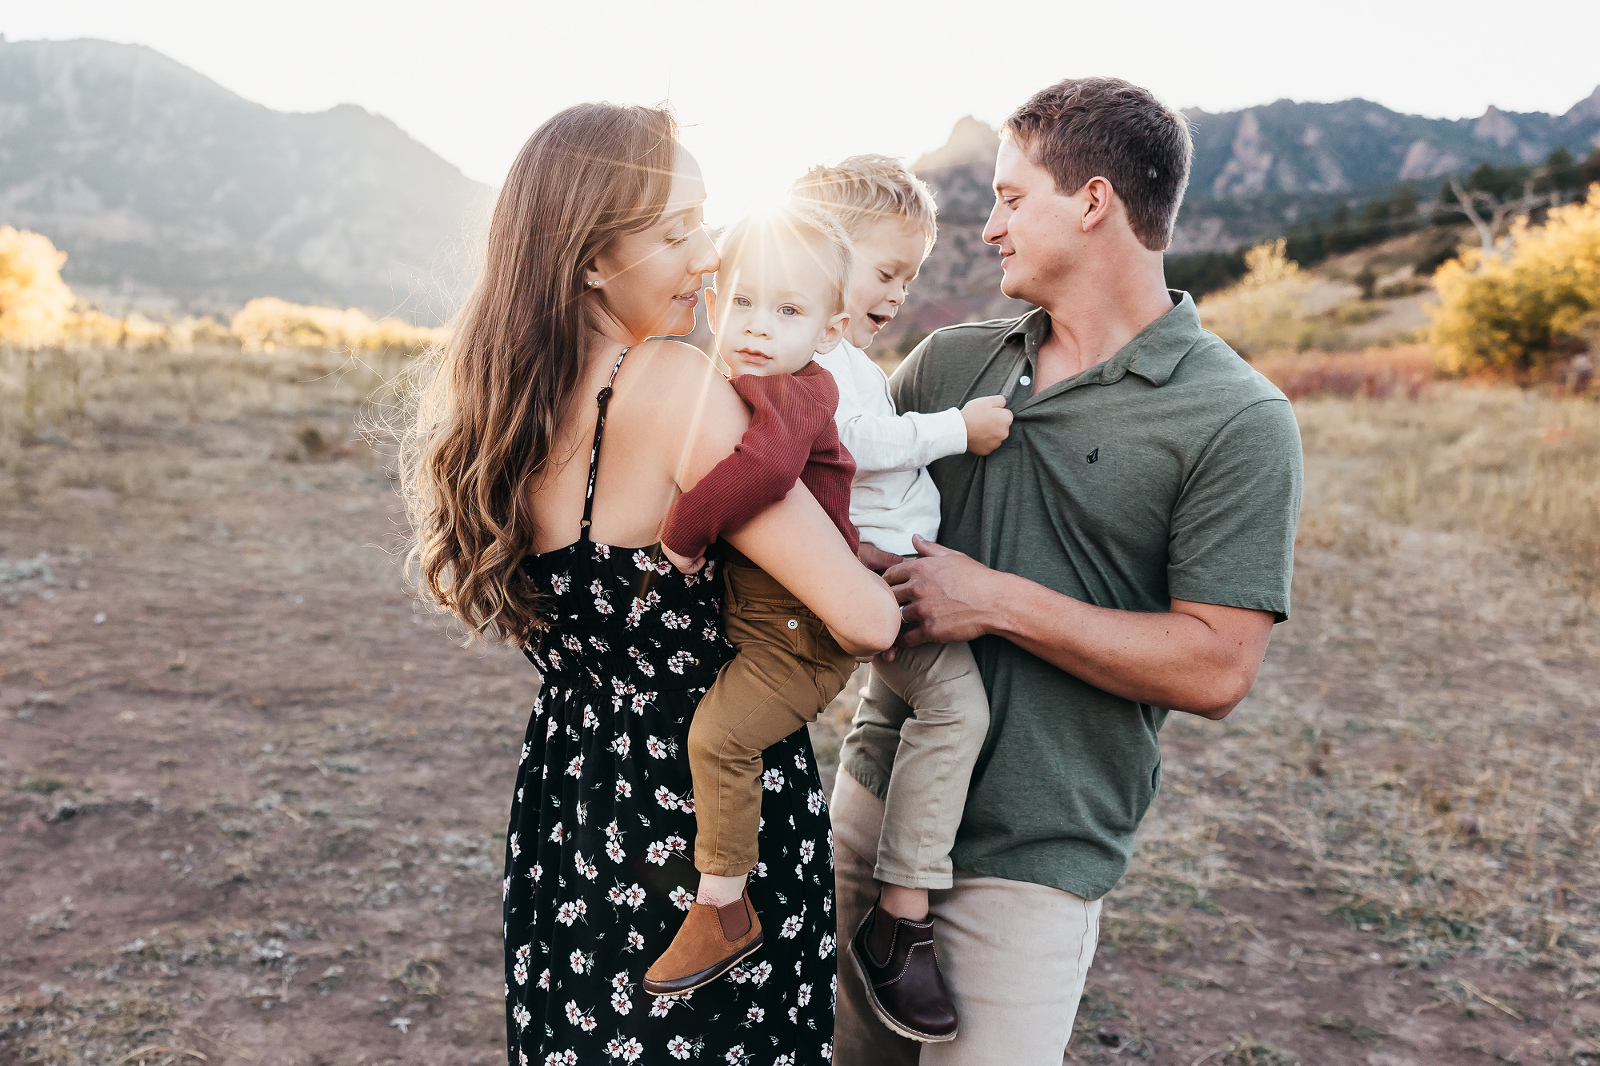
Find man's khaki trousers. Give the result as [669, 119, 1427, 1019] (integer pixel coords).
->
[830, 773, 1101, 1066]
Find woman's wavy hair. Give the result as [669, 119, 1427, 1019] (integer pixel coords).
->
[405, 103, 679, 644]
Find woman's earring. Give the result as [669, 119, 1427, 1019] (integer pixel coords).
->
[587, 279, 601, 289]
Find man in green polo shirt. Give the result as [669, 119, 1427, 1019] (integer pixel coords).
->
[832, 78, 1302, 1065]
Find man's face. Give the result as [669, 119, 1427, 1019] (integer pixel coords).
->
[709, 243, 845, 378]
[982, 136, 1089, 305]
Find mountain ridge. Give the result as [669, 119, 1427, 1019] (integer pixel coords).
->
[0, 37, 491, 319]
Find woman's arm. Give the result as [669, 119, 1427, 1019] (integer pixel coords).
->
[725, 487, 900, 658]
[659, 349, 899, 658]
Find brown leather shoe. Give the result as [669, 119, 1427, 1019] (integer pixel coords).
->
[848, 903, 958, 1042]
[643, 890, 763, 996]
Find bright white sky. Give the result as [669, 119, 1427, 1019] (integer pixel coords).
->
[7, 0, 1600, 224]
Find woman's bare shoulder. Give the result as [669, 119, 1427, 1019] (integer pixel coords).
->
[625, 338, 741, 417]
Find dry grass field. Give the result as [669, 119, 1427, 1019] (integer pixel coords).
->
[2, 343, 1597, 1066]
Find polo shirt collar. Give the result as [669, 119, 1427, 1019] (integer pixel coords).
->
[1005, 290, 1201, 389]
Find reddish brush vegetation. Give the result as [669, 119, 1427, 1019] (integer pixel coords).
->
[1252, 345, 1437, 400]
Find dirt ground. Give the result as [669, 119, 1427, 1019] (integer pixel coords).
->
[2, 394, 1597, 1065]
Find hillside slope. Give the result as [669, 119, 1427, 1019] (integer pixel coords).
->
[0, 38, 491, 317]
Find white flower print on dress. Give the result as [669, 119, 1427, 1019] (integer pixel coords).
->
[550, 572, 570, 595]
[538, 968, 551, 989]
[806, 790, 824, 814]
[761, 767, 785, 792]
[583, 706, 599, 730]
[664, 834, 687, 854]
[627, 929, 645, 951]
[818, 933, 835, 958]
[624, 884, 646, 908]
[654, 785, 680, 810]
[779, 915, 802, 939]
[512, 1003, 532, 1031]
[610, 734, 630, 757]
[750, 961, 772, 986]
[520, 741, 531, 764]
[566, 755, 584, 778]
[796, 983, 811, 1007]
[660, 610, 690, 630]
[611, 990, 631, 1014]
[549, 822, 564, 843]
[745, 1006, 764, 1023]
[667, 1035, 692, 1059]
[667, 650, 697, 674]
[615, 777, 632, 798]
[799, 839, 814, 864]
[605, 839, 625, 863]
[645, 735, 668, 759]
[644, 841, 669, 865]
[724, 1045, 745, 1065]
[509, 833, 521, 859]
[668, 885, 694, 911]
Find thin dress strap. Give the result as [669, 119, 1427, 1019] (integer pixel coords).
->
[579, 347, 630, 541]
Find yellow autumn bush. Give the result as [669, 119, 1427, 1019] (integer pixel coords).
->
[1431, 185, 1600, 377]
[0, 226, 75, 346]
[1197, 239, 1330, 355]
[230, 297, 444, 354]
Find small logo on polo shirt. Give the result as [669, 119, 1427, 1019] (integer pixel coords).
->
[1086, 448, 1100, 464]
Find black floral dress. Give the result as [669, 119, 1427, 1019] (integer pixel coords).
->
[504, 350, 837, 1066]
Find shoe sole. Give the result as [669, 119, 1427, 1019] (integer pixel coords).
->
[642, 933, 765, 998]
[848, 925, 958, 1043]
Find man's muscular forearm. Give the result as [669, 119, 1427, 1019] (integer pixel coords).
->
[886, 538, 1273, 720]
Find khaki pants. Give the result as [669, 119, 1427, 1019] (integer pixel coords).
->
[688, 564, 856, 877]
[839, 644, 989, 889]
[831, 773, 1101, 1066]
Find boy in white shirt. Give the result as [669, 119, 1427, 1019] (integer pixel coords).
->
[792, 156, 1012, 1044]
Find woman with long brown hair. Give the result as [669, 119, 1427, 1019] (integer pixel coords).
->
[406, 103, 899, 1065]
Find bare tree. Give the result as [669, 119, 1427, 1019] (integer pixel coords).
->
[1448, 175, 1537, 258]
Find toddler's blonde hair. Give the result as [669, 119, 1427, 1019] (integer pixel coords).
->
[790, 154, 938, 251]
[716, 203, 854, 317]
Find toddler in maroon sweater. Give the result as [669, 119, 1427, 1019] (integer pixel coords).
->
[643, 205, 862, 996]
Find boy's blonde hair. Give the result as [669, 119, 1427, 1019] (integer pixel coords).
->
[715, 203, 854, 317]
[790, 154, 938, 251]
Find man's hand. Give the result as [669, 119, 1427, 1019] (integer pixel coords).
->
[857, 542, 904, 574]
[882, 535, 1001, 651]
[661, 542, 706, 575]
[961, 395, 1013, 456]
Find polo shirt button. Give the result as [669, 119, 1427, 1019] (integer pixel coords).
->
[786, 619, 798, 630]
[1020, 375, 1032, 386]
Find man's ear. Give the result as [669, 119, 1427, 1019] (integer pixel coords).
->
[1080, 176, 1116, 234]
[817, 310, 850, 353]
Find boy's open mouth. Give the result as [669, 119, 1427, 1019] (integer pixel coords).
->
[866, 312, 890, 331]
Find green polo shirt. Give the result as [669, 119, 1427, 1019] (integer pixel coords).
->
[842, 292, 1302, 900]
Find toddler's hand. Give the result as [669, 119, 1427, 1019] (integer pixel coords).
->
[961, 395, 1013, 456]
[661, 543, 706, 575]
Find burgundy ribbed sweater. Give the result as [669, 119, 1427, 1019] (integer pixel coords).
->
[663, 362, 859, 558]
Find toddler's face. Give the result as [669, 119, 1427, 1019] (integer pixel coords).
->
[843, 217, 927, 350]
[709, 245, 848, 377]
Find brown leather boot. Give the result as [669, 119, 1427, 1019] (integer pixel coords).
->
[643, 890, 763, 996]
[848, 902, 958, 1042]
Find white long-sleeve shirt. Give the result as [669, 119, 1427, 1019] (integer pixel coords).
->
[813, 338, 967, 554]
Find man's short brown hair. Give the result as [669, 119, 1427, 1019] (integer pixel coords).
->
[1004, 77, 1192, 251]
